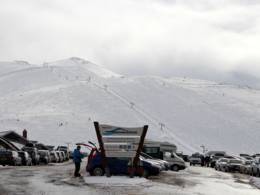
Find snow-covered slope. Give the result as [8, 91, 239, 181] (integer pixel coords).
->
[0, 57, 259, 154]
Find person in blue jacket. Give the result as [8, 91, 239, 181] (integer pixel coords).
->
[73, 145, 84, 177]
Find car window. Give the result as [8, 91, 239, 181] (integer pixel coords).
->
[229, 160, 242, 164]
[215, 153, 224, 156]
[144, 147, 159, 154]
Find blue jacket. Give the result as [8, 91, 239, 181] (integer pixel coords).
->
[73, 149, 84, 163]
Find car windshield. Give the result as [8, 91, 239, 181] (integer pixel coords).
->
[229, 160, 242, 164]
[39, 151, 46, 155]
[58, 147, 67, 150]
[215, 153, 224, 157]
[24, 147, 34, 151]
[220, 159, 227, 162]
[19, 152, 25, 157]
[191, 154, 200, 157]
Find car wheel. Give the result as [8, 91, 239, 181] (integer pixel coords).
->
[172, 165, 179, 172]
[142, 169, 149, 178]
[257, 170, 260, 177]
[92, 167, 104, 176]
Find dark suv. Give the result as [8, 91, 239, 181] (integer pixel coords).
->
[18, 151, 32, 166]
[38, 150, 50, 164]
[0, 149, 22, 166]
[86, 148, 161, 177]
[22, 147, 40, 165]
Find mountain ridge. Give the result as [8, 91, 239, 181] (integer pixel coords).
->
[0, 57, 259, 154]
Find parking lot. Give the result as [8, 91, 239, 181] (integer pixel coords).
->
[1, 161, 260, 195]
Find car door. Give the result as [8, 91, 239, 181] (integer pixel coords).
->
[108, 157, 129, 175]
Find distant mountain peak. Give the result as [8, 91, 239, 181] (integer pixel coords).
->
[47, 57, 122, 78]
[13, 60, 30, 65]
[69, 57, 90, 64]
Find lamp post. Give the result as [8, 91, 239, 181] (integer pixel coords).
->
[200, 145, 207, 154]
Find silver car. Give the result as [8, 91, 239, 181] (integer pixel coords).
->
[240, 160, 253, 174]
[215, 158, 228, 171]
[225, 159, 243, 172]
[50, 151, 59, 163]
[250, 157, 260, 177]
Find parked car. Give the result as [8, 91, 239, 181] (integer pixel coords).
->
[22, 146, 40, 165]
[38, 150, 50, 164]
[139, 155, 163, 172]
[50, 151, 59, 163]
[163, 152, 186, 171]
[225, 159, 243, 172]
[141, 152, 170, 171]
[18, 151, 32, 166]
[210, 153, 226, 168]
[57, 146, 69, 160]
[215, 158, 228, 171]
[56, 151, 64, 162]
[86, 149, 161, 177]
[0, 149, 22, 166]
[60, 151, 67, 162]
[250, 157, 260, 177]
[189, 153, 202, 166]
[252, 154, 260, 158]
[69, 151, 73, 159]
[240, 160, 253, 174]
[176, 152, 189, 162]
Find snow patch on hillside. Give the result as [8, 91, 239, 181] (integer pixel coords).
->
[0, 58, 259, 154]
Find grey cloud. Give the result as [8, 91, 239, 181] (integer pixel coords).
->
[0, 0, 260, 88]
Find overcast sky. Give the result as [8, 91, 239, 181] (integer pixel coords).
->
[0, 0, 260, 86]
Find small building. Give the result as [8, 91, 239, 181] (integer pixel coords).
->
[0, 137, 20, 151]
[0, 130, 29, 150]
[143, 140, 177, 159]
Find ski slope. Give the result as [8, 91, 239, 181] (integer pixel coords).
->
[0, 57, 259, 154]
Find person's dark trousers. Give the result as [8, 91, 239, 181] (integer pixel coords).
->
[74, 162, 81, 177]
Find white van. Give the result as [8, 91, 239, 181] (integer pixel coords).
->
[164, 152, 186, 171]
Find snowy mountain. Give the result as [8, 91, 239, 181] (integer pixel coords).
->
[0, 57, 259, 154]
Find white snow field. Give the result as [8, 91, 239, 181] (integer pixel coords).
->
[0, 57, 259, 154]
[1, 160, 259, 195]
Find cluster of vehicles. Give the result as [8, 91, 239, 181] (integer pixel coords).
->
[215, 154, 260, 177]
[0, 144, 70, 167]
[83, 141, 187, 178]
[189, 151, 260, 178]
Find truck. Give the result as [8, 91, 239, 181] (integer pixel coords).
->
[142, 140, 186, 171]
